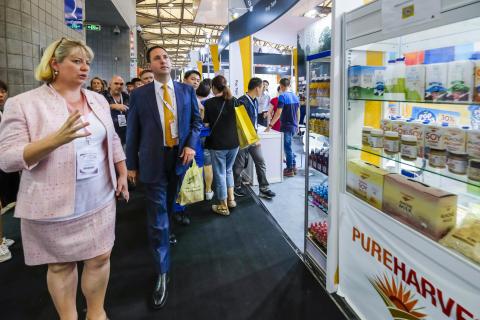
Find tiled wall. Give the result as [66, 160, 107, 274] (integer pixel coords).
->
[0, 0, 85, 96]
[86, 25, 131, 85]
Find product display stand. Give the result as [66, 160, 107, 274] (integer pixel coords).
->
[336, 1, 480, 319]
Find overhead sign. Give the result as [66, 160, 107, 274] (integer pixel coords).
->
[338, 194, 480, 320]
[85, 23, 101, 31]
[64, 0, 83, 31]
[382, 0, 440, 31]
[219, 0, 300, 52]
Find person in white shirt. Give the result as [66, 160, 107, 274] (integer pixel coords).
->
[257, 80, 271, 127]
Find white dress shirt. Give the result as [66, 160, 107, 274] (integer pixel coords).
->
[154, 78, 178, 146]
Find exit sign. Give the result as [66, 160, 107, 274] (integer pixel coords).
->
[86, 24, 101, 31]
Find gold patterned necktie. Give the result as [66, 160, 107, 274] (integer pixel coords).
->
[162, 84, 177, 147]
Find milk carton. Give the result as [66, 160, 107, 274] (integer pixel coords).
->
[446, 60, 474, 102]
[445, 126, 467, 154]
[425, 63, 448, 101]
[405, 65, 425, 101]
[348, 66, 386, 99]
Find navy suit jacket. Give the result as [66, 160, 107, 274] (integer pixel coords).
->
[126, 81, 203, 183]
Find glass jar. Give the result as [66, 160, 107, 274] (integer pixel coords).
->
[384, 131, 400, 155]
[467, 158, 480, 181]
[401, 135, 418, 161]
[370, 129, 384, 148]
[429, 148, 447, 168]
[447, 152, 468, 175]
[362, 126, 373, 146]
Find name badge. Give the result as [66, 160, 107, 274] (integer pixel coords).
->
[77, 150, 99, 180]
[118, 114, 127, 127]
[170, 120, 178, 138]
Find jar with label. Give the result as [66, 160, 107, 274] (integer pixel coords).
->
[429, 148, 447, 168]
[384, 131, 400, 155]
[369, 129, 384, 148]
[362, 126, 373, 146]
[447, 152, 468, 175]
[445, 126, 467, 154]
[467, 158, 480, 181]
[401, 135, 418, 161]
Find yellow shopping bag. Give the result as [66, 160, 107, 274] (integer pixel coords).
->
[235, 104, 260, 149]
[177, 160, 204, 206]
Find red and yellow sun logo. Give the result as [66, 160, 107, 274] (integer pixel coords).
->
[369, 274, 427, 320]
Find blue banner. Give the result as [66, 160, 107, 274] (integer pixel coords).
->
[219, 0, 299, 52]
[64, 0, 83, 31]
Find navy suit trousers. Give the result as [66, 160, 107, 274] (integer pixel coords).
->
[143, 147, 180, 274]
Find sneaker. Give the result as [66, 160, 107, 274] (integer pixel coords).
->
[205, 191, 214, 200]
[283, 168, 295, 177]
[0, 202, 15, 215]
[234, 186, 247, 197]
[2, 238, 14, 247]
[259, 188, 276, 199]
[0, 244, 12, 263]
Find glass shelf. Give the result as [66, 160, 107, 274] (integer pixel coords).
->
[348, 97, 480, 107]
[306, 233, 327, 255]
[308, 198, 329, 217]
[347, 145, 480, 189]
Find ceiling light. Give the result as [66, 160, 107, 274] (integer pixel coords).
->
[206, 33, 211, 39]
[168, 3, 174, 7]
[232, 12, 239, 19]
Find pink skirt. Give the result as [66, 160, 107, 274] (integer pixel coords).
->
[21, 200, 116, 266]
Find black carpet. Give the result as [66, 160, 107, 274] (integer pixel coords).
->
[0, 191, 346, 320]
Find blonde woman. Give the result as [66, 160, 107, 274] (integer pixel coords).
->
[0, 38, 128, 320]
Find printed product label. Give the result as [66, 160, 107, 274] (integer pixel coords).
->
[425, 126, 445, 149]
[384, 140, 400, 153]
[362, 133, 370, 145]
[447, 158, 467, 174]
[430, 154, 447, 167]
[401, 144, 418, 159]
[370, 136, 384, 148]
[445, 128, 466, 154]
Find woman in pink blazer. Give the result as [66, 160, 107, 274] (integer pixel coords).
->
[0, 38, 128, 320]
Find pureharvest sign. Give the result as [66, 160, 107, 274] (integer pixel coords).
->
[338, 195, 479, 320]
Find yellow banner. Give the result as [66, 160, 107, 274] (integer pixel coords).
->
[293, 48, 298, 93]
[210, 44, 220, 73]
[196, 61, 203, 78]
[239, 36, 252, 94]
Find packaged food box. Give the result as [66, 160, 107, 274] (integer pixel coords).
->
[410, 121, 426, 158]
[425, 123, 446, 149]
[405, 65, 425, 101]
[425, 63, 448, 101]
[348, 66, 386, 99]
[440, 212, 480, 264]
[347, 159, 391, 210]
[467, 129, 480, 158]
[445, 126, 467, 154]
[383, 174, 457, 240]
[446, 60, 474, 102]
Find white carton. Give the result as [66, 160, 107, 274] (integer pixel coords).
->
[467, 129, 480, 158]
[405, 65, 425, 101]
[410, 121, 426, 158]
[425, 124, 446, 149]
[425, 63, 448, 101]
[446, 60, 474, 102]
[445, 127, 467, 154]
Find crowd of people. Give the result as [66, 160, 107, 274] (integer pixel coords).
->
[0, 37, 300, 319]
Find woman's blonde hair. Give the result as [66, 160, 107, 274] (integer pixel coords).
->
[35, 37, 94, 83]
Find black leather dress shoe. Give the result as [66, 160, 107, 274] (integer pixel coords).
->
[169, 233, 177, 245]
[181, 214, 190, 226]
[152, 273, 168, 309]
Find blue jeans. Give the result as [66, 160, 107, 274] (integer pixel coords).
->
[284, 131, 296, 169]
[211, 148, 239, 201]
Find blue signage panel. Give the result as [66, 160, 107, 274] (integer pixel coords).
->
[65, 0, 83, 31]
[219, 0, 300, 52]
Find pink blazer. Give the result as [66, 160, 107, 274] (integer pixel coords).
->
[0, 84, 126, 220]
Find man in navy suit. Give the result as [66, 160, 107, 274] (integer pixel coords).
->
[126, 46, 202, 309]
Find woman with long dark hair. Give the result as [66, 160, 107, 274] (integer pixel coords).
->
[203, 75, 239, 215]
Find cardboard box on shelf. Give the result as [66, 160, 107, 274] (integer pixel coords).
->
[348, 66, 386, 99]
[347, 159, 391, 210]
[383, 174, 457, 240]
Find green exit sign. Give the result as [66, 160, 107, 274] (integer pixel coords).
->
[86, 24, 101, 31]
